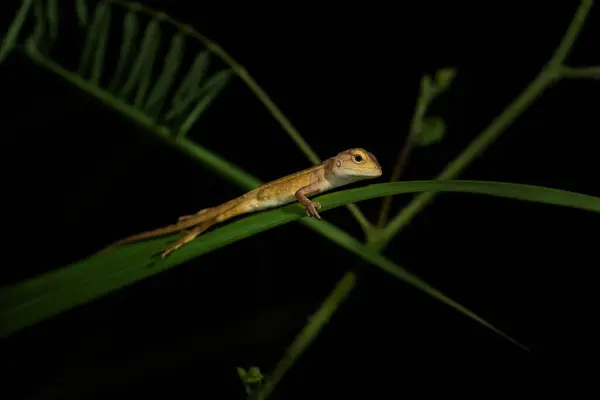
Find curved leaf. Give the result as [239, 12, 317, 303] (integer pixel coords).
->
[1, 179, 597, 342]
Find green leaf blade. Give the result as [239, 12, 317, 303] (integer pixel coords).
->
[108, 11, 138, 92]
[176, 68, 233, 138]
[2, 179, 597, 344]
[0, 0, 34, 63]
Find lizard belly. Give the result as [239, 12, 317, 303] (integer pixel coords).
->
[254, 183, 302, 212]
[253, 192, 296, 211]
[253, 197, 294, 212]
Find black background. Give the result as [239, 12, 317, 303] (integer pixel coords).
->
[1, 1, 598, 398]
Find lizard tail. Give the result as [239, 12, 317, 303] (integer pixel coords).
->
[99, 211, 217, 253]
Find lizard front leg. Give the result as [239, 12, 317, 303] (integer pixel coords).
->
[295, 183, 324, 220]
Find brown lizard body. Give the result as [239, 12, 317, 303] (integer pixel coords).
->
[102, 148, 382, 258]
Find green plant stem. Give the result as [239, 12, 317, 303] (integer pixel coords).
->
[255, 272, 357, 400]
[377, 74, 438, 228]
[376, 134, 415, 227]
[106, 0, 374, 237]
[371, 0, 594, 252]
[560, 66, 600, 79]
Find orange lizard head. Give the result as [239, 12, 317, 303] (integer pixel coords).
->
[331, 148, 383, 180]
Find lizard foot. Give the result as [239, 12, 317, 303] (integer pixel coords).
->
[160, 243, 182, 259]
[305, 201, 322, 220]
[160, 223, 212, 258]
[161, 235, 195, 258]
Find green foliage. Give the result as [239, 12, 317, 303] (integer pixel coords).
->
[414, 116, 446, 147]
[1, 0, 232, 137]
[254, 272, 357, 400]
[1, 1, 598, 398]
[372, 0, 594, 251]
[2, 179, 598, 339]
[237, 366, 264, 395]
[411, 68, 455, 148]
[434, 67, 457, 90]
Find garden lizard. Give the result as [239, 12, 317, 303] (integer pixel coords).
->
[102, 148, 382, 258]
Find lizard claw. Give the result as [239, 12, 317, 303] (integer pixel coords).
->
[305, 201, 322, 220]
[160, 234, 191, 258]
[159, 222, 212, 258]
[160, 244, 181, 259]
[159, 234, 190, 258]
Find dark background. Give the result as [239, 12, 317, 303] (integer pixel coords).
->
[1, 1, 598, 398]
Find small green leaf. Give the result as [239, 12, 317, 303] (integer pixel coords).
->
[420, 74, 435, 96]
[245, 367, 264, 384]
[236, 367, 247, 380]
[238, 366, 264, 395]
[435, 67, 456, 90]
[414, 116, 446, 147]
[75, 0, 88, 27]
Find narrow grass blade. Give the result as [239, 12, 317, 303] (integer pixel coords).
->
[29, 0, 46, 48]
[176, 68, 233, 138]
[144, 32, 185, 116]
[108, 10, 138, 92]
[77, 1, 110, 77]
[0, 0, 34, 63]
[119, 19, 160, 105]
[90, 5, 111, 85]
[75, 0, 88, 27]
[47, 0, 59, 43]
[302, 222, 529, 352]
[164, 51, 210, 121]
[2, 179, 597, 342]
[323, 180, 600, 214]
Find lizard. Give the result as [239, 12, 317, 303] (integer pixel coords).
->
[101, 148, 382, 259]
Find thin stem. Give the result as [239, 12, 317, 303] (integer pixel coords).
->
[372, 0, 594, 251]
[107, 0, 374, 237]
[254, 272, 357, 400]
[560, 66, 600, 79]
[547, 1, 594, 70]
[376, 135, 415, 227]
[345, 203, 375, 234]
[0, 0, 34, 63]
[376, 75, 437, 228]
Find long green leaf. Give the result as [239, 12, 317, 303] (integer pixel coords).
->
[0, 0, 34, 63]
[1, 180, 597, 341]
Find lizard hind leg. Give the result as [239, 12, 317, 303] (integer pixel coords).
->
[177, 207, 212, 222]
[160, 220, 215, 259]
[161, 198, 251, 258]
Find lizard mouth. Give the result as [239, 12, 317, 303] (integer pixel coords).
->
[353, 168, 382, 178]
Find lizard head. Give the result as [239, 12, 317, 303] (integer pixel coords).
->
[331, 148, 383, 180]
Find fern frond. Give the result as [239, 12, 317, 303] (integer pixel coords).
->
[0, 0, 34, 63]
[2, 0, 233, 138]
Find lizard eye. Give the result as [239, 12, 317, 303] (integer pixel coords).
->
[353, 154, 363, 163]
